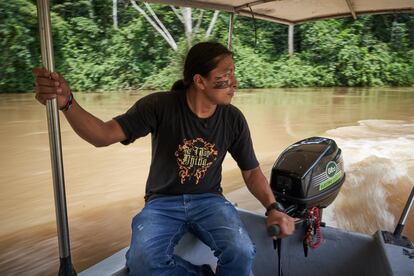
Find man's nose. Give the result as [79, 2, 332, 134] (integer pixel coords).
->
[231, 75, 237, 88]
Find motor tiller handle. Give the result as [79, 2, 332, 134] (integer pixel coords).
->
[267, 224, 281, 237]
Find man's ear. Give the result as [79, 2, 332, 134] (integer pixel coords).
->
[193, 74, 206, 90]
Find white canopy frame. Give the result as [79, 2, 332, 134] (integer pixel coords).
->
[146, 0, 414, 25]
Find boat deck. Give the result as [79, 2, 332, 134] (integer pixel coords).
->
[80, 209, 414, 276]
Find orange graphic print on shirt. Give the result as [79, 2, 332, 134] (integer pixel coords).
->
[175, 138, 218, 184]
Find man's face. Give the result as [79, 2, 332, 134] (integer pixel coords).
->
[201, 55, 237, 105]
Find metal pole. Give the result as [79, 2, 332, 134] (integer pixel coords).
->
[227, 13, 235, 50]
[394, 185, 414, 237]
[36, 1, 76, 275]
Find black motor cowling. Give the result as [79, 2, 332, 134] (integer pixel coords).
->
[270, 137, 345, 216]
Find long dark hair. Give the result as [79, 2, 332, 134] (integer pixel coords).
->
[171, 42, 233, 91]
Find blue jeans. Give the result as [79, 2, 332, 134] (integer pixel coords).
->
[126, 193, 256, 276]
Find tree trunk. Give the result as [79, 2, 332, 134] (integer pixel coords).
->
[288, 24, 294, 57]
[206, 10, 219, 38]
[113, 0, 118, 29]
[182, 7, 192, 46]
[130, 0, 177, 50]
[194, 9, 204, 33]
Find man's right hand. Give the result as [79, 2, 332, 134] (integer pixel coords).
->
[33, 67, 71, 109]
[266, 209, 296, 239]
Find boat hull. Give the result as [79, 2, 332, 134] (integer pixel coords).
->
[80, 208, 414, 276]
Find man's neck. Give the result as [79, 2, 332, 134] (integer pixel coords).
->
[186, 86, 217, 119]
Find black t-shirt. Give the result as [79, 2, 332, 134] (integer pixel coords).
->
[114, 89, 259, 201]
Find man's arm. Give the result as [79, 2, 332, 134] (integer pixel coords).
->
[33, 67, 126, 147]
[63, 101, 126, 147]
[242, 166, 295, 238]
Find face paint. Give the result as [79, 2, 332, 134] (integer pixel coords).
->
[213, 79, 231, 89]
[213, 71, 233, 89]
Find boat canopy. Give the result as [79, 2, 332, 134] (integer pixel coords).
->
[146, 0, 414, 24]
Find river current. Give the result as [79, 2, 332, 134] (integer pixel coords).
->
[1, 88, 413, 275]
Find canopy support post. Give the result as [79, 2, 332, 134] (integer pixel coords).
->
[345, 0, 357, 19]
[36, 0, 77, 275]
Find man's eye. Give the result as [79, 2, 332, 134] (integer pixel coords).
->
[216, 70, 234, 79]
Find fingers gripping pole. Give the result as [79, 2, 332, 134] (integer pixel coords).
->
[36, 1, 75, 274]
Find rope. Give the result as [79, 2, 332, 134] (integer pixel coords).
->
[304, 207, 322, 249]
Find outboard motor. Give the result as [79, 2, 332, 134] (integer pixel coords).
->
[270, 137, 346, 256]
[270, 137, 345, 216]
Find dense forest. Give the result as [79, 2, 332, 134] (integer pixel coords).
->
[1, 0, 414, 92]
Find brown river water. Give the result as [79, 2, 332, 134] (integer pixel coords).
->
[1, 88, 413, 275]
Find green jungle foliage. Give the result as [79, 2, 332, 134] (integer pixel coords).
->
[1, 0, 413, 92]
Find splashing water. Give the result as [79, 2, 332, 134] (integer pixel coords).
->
[323, 119, 414, 239]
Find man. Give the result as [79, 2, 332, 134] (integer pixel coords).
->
[34, 42, 295, 275]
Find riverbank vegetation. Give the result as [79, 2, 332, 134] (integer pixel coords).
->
[1, 0, 414, 92]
